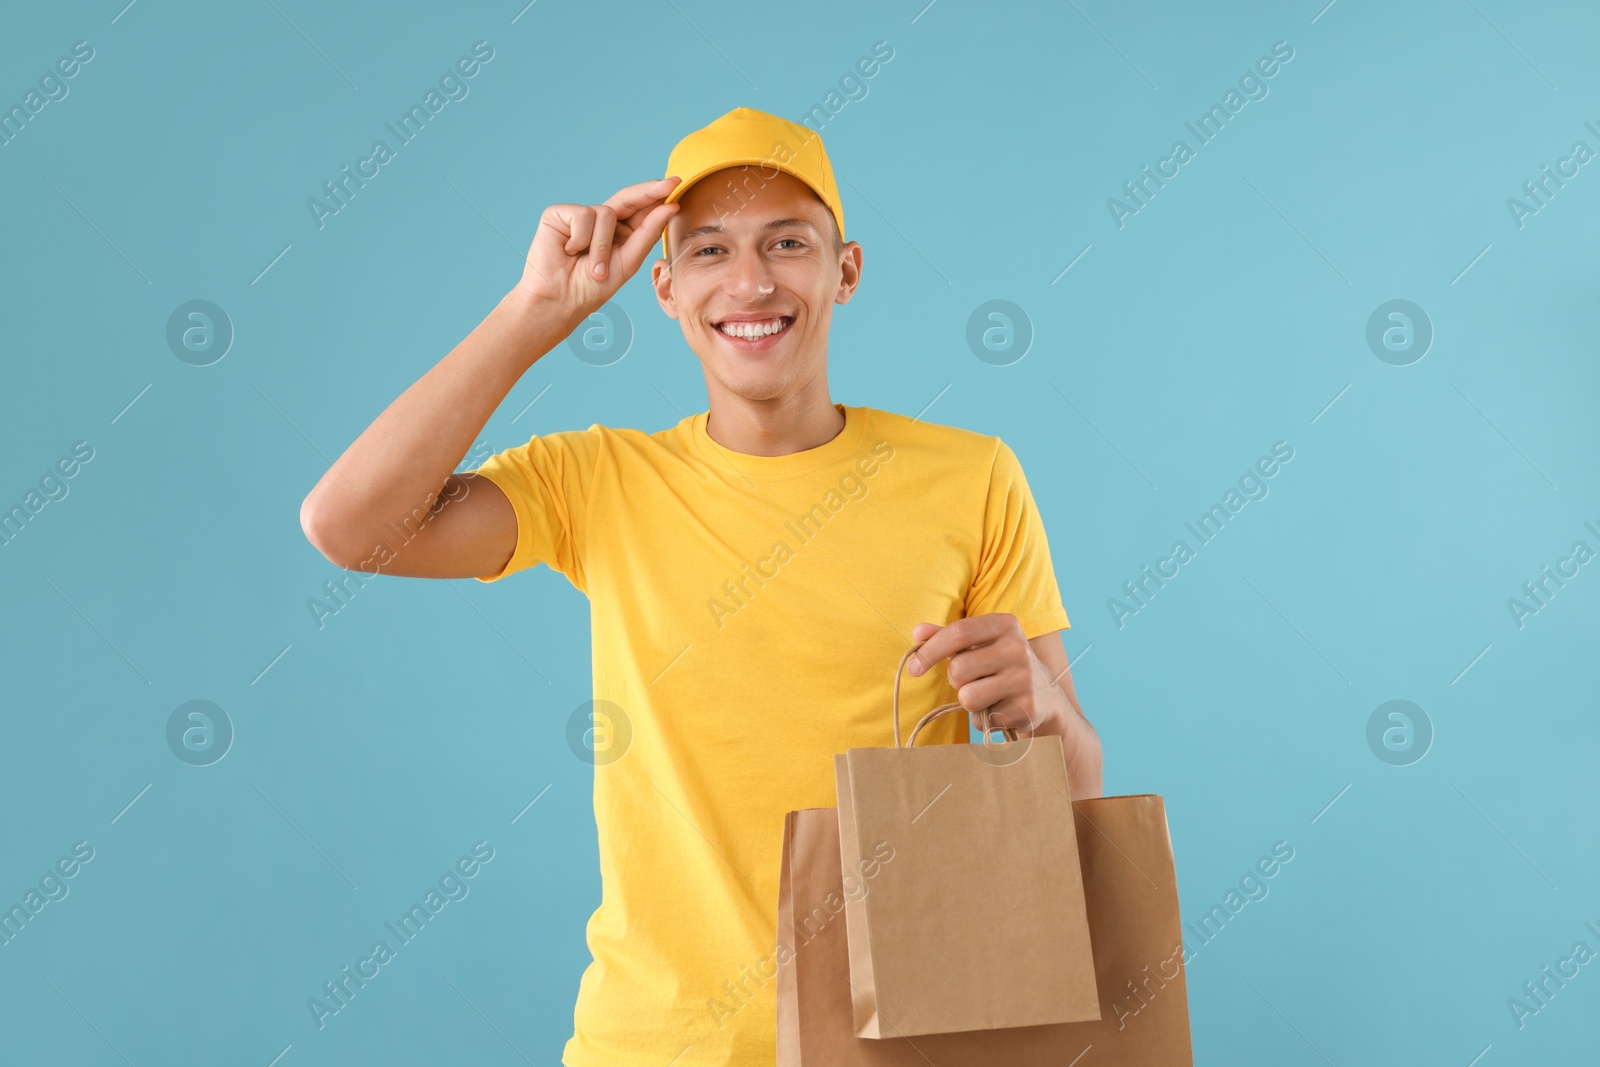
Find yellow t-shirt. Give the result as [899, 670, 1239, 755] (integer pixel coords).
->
[472, 402, 1071, 1066]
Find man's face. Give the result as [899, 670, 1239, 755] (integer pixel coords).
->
[651, 167, 861, 404]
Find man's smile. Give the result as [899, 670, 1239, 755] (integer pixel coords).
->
[713, 315, 795, 349]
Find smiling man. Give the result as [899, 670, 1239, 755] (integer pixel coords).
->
[298, 106, 1100, 1066]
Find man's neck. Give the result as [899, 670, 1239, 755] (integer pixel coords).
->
[703, 380, 845, 458]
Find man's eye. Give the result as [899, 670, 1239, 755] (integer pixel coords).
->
[693, 246, 722, 256]
[775, 238, 803, 249]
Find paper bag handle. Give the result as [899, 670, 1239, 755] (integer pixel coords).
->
[905, 704, 1019, 748]
[894, 644, 1019, 749]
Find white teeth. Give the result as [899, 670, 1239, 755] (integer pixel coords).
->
[718, 318, 788, 339]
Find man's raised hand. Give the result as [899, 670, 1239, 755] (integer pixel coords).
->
[515, 176, 682, 317]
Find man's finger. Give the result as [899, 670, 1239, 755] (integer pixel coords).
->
[970, 706, 1014, 731]
[945, 642, 1011, 686]
[559, 205, 595, 256]
[909, 616, 1004, 676]
[588, 205, 618, 279]
[603, 176, 683, 220]
[615, 201, 679, 278]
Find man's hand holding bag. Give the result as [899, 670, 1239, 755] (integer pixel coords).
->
[831, 645, 1102, 1038]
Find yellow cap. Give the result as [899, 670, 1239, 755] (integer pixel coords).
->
[660, 106, 845, 263]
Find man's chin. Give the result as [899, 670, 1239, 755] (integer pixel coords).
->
[710, 369, 798, 404]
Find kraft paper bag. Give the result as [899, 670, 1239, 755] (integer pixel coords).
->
[776, 796, 1194, 1066]
[830, 645, 1101, 1038]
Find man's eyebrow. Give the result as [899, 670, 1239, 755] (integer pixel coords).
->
[679, 217, 821, 241]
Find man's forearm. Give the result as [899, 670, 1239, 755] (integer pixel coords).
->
[300, 288, 577, 562]
[1026, 681, 1103, 799]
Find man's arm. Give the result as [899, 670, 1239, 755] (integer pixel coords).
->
[299, 291, 576, 578]
[1022, 628, 1102, 798]
[908, 616, 1103, 799]
[298, 178, 681, 578]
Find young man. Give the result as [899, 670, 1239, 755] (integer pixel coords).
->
[299, 106, 1101, 1066]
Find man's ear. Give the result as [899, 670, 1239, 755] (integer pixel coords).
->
[650, 258, 679, 320]
[834, 241, 864, 306]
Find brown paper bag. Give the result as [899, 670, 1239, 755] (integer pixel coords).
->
[777, 796, 1194, 1066]
[831, 645, 1101, 1037]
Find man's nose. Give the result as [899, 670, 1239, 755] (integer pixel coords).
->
[724, 247, 776, 300]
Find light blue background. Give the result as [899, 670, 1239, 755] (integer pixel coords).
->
[2, 0, 1597, 1063]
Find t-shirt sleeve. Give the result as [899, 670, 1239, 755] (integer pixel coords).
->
[468, 427, 603, 590]
[964, 438, 1072, 637]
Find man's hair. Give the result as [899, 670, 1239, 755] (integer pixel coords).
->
[808, 188, 844, 255]
[824, 213, 844, 255]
